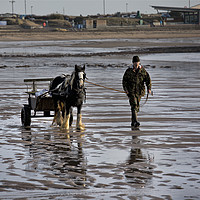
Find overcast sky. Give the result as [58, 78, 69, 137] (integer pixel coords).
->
[1, 0, 199, 16]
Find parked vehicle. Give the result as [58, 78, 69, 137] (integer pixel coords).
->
[130, 14, 137, 18]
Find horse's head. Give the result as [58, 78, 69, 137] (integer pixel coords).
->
[74, 65, 86, 89]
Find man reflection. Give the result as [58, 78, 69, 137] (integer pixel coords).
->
[125, 136, 153, 185]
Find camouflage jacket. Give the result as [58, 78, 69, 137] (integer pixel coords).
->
[122, 65, 151, 97]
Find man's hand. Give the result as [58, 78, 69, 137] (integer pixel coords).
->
[125, 91, 131, 97]
[148, 89, 153, 96]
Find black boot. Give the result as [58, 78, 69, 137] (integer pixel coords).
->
[131, 109, 140, 127]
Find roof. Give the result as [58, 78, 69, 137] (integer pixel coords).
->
[191, 4, 200, 9]
[151, 5, 200, 12]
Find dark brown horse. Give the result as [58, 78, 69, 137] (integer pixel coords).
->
[50, 65, 86, 130]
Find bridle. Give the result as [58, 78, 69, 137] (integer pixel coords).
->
[78, 71, 85, 88]
[72, 71, 86, 94]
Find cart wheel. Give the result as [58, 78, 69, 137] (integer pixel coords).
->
[21, 105, 31, 126]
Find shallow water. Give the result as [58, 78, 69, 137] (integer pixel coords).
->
[1, 38, 200, 57]
[0, 41, 200, 199]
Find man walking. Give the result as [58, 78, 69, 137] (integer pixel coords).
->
[122, 56, 152, 128]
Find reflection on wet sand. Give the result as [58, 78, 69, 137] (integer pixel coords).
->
[0, 44, 200, 199]
[125, 136, 153, 185]
[21, 127, 89, 189]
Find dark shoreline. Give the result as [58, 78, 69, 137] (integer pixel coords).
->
[1, 45, 200, 58]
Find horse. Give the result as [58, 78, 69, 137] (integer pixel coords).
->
[50, 65, 86, 130]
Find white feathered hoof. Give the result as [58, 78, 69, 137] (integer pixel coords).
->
[61, 114, 70, 130]
[56, 111, 63, 126]
[76, 114, 85, 131]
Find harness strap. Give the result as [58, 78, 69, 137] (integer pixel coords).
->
[85, 80, 127, 94]
[49, 82, 63, 92]
[86, 79, 153, 107]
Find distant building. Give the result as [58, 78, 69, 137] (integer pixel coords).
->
[0, 21, 7, 25]
[152, 4, 200, 25]
[191, 4, 200, 9]
[85, 19, 107, 29]
[85, 19, 93, 29]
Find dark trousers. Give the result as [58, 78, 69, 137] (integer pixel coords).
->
[128, 94, 141, 113]
[128, 94, 141, 125]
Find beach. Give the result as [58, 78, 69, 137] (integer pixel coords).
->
[0, 28, 200, 199]
[1, 26, 200, 41]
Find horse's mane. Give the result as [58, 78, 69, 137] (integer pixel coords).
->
[50, 65, 85, 96]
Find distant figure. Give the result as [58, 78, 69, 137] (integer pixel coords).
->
[160, 19, 164, 26]
[150, 22, 155, 27]
[122, 56, 152, 128]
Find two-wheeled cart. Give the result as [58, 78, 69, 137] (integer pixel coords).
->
[21, 78, 54, 126]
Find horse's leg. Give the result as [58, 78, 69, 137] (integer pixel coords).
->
[61, 102, 70, 130]
[69, 107, 73, 127]
[56, 101, 63, 126]
[76, 105, 85, 131]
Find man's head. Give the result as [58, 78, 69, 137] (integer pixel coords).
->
[132, 56, 140, 68]
[132, 56, 140, 63]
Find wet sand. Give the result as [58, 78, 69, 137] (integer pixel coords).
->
[0, 36, 200, 199]
[1, 27, 200, 41]
[1, 30, 200, 60]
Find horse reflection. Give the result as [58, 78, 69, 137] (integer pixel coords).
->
[21, 128, 89, 188]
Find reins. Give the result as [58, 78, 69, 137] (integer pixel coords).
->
[85, 80, 127, 94]
[85, 79, 153, 107]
